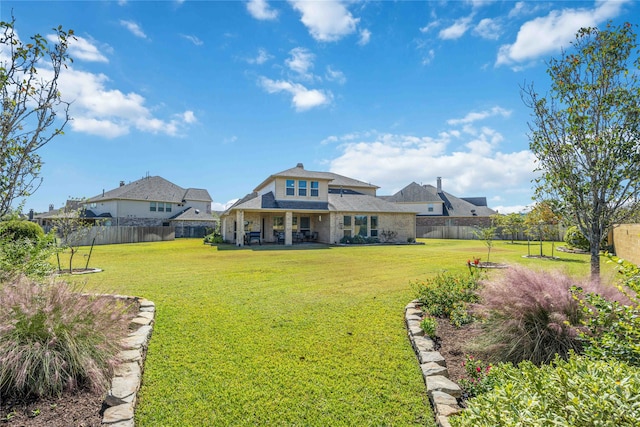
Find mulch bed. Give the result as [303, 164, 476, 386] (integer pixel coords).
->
[434, 318, 484, 384]
[0, 391, 104, 426]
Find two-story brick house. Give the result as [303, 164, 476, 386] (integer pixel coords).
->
[220, 163, 417, 246]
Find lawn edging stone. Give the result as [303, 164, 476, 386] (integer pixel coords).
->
[101, 296, 155, 427]
[405, 300, 462, 427]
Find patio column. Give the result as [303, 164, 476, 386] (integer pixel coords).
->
[285, 211, 293, 246]
[236, 210, 244, 247]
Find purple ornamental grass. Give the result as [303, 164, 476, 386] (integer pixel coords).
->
[472, 265, 630, 365]
[0, 276, 136, 398]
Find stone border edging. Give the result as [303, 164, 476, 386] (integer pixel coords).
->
[405, 300, 462, 427]
[101, 296, 155, 427]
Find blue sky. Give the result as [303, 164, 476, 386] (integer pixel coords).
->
[3, 0, 638, 214]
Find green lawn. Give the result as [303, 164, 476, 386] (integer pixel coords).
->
[65, 238, 600, 426]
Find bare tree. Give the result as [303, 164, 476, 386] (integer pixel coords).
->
[0, 16, 74, 216]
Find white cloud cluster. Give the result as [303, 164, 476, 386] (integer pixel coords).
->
[258, 77, 331, 111]
[439, 16, 473, 40]
[285, 47, 316, 80]
[325, 107, 535, 207]
[289, 0, 359, 42]
[119, 20, 148, 39]
[246, 0, 279, 21]
[496, 0, 629, 67]
[447, 106, 512, 125]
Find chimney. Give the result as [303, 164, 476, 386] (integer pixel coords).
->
[49, 204, 54, 212]
[437, 177, 442, 193]
[28, 209, 34, 220]
[120, 180, 125, 187]
[296, 163, 304, 169]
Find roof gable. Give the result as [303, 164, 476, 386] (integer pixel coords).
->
[254, 163, 378, 192]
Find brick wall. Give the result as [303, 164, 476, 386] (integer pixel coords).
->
[416, 216, 493, 227]
[612, 224, 640, 266]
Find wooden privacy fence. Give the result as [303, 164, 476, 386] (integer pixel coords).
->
[418, 225, 566, 242]
[58, 226, 175, 246]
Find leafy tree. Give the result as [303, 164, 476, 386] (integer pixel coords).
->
[473, 226, 496, 264]
[524, 201, 561, 257]
[492, 212, 524, 243]
[523, 22, 640, 280]
[0, 16, 74, 216]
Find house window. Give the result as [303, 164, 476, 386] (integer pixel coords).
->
[158, 203, 165, 212]
[371, 216, 378, 237]
[343, 216, 351, 227]
[298, 180, 307, 196]
[292, 216, 298, 231]
[428, 204, 434, 213]
[166, 203, 172, 212]
[355, 215, 368, 236]
[150, 202, 156, 212]
[300, 216, 310, 232]
[273, 217, 284, 230]
[286, 180, 295, 196]
[310, 181, 319, 197]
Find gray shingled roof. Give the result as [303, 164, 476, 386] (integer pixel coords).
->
[384, 182, 496, 218]
[254, 163, 378, 192]
[383, 182, 443, 203]
[86, 176, 212, 204]
[224, 191, 416, 214]
[170, 207, 216, 222]
[329, 193, 418, 213]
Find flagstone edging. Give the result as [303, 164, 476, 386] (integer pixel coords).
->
[101, 297, 155, 427]
[405, 300, 463, 427]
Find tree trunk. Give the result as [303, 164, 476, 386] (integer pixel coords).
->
[590, 229, 601, 282]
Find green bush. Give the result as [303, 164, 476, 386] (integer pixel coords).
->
[419, 316, 437, 339]
[203, 232, 224, 244]
[564, 225, 590, 251]
[0, 220, 44, 242]
[0, 277, 136, 398]
[458, 355, 496, 398]
[412, 272, 479, 326]
[0, 233, 57, 281]
[577, 255, 640, 366]
[450, 354, 640, 427]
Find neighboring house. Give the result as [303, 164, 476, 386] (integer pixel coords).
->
[35, 176, 216, 238]
[381, 179, 497, 233]
[220, 163, 417, 246]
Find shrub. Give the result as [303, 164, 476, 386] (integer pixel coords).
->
[577, 255, 640, 366]
[458, 355, 495, 398]
[419, 316, 437, 339]
[0, 220, 44, 242]
[203, 232, 224, 244]
[471, 266, 627, 365]
[0, 233, 57, 281]
[413, 272, 479, 325]
[0, 277, 135, 398]
[564, 225, 590, 251]
[450, 354, 640, 427]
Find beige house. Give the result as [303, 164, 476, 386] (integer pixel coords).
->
[220, 163, 417, 246]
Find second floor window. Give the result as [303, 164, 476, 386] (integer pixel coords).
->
[150, 202, 156, 212]
[298, 180, 307, 196]
[286, 180, 295, 196]
[311, 181, 319, 197]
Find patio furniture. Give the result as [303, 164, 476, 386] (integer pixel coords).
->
[245, 231, 261, 245]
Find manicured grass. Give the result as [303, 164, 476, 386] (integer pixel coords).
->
[63, 239, 601, 426]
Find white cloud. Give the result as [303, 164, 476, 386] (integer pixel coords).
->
[259, 77, 331, 111]
[285, 47, 315, 80]
[247, 0, 279, 20]
[57, 35, 109, 62]
[420, 20, 440, 33]
[56, 68, 193, 138]
[327, 131, 536, 202]
[289, 0, 359, 42]
[492, 204, 531, 214]
[439, 16, 473, 40]
[181, 34, 203, 46]
[496, 0, 628, 67]
[422, 49, 435, 65]
[473, 18, 501, 40]
[248, 48, 273, 65]
[120, 20, 148, 39]
[447, 106, 511, 125]
[326, 66, 346, 84]
[358, 29, 371, 46]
